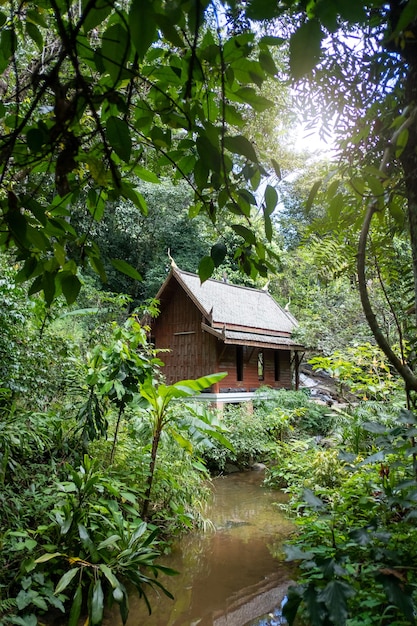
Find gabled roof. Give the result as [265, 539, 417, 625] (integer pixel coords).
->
[155, 267, 303, 350]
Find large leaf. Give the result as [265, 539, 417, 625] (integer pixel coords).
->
[318, 580, 355, 626]
[101, 23, 131, 83]
[289, 20, 324, 80]
[55, 568, 79, 595]
[111, 258, 142, 281]
[60, 273, 81, 305]
[303, 488, 326, 509]
[68, 584, 83, 626]
[198, 256, 215, 283]
[106, 116, 132, 163]
[211, 242, 227, 267]
[232, 224, 256, 245]
[223, 135, 258, 162]
[90, 580, 104, 626]
[82, 0, 113, 32]
[129, 0, 157, 61]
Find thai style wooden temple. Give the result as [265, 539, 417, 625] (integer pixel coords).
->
[148, 266, 304, 405]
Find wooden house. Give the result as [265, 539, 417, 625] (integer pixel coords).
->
[148, 266, 304, 404]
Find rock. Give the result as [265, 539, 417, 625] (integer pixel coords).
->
[251, 463, 267, 472]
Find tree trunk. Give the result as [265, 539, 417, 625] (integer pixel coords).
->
[141, 426, 162, 520]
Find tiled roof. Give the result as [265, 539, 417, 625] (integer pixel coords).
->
[203, 326, 304, 350]
[170, 268, 297, 335]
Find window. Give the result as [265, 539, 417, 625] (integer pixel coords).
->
[274, 351, 280, 381]
[236, 346, 243, 381]
[258, 350, 264, 381]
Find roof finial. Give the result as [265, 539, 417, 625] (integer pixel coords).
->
[262, 280, 270, 292]
[167, 248, 177, 268]
[284, 296, 291, 311]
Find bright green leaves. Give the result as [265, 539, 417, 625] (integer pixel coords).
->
[289, 20, 324, 80]
[129, 0, 157, 61]
[106, 116, 132, 162]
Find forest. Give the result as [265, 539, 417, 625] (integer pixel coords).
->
[2, 0, 417, 624]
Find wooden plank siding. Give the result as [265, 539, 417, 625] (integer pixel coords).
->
[152, 282, 217, 382]
[217, 346, 292, 392]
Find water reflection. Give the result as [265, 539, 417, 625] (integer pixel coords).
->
[107, 471, 294, 626]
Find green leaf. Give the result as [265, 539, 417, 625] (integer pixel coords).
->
[228, 87, 273, 111]
[99, 564, 120, 589]
[264, 184, 277, 215]
[26, 127, 47, 152]
[60, 274, 81, 305]
[68, 584, 83, 626]
[106, 116, 131, 162]
[43, 271, 56, 307]
[271, 158, 281, 180]
[133, 165, 160, 183]
[259, 50, 278, 75]
[78, 524, 99, 562]
[26, 22, 43, 51]
[284, 545, 314, 561]
[318, 580, 355, 626]
[120, 183, 148, 215]
[101, 23, 131, 83]
[306, 179, 322, 213]
[246, 0, 281, 20]
[303, 488, 325, 509]
[282, 585, 304, 625]
[198, 256, 215, 282]
[224, 135, 258, 162]
[389, 0, 417, 40]
[55, 568, 79, 595]
[82, 0, 113, 32]
[211, 242, 227, 267]
[35, 552, 62, 564]
[110, 258, 142, 281]
[289, 20, 324, 80]
[129, 0, 157, 61]
[231, 224, 256, 245]
[380, 573, 416, 621]
[90, 580, 104, 626]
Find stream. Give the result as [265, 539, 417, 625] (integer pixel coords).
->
[109, 470, 294, 626]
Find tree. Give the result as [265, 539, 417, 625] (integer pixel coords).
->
[238, 0, 417, 396]
[0, 0, 283, 306]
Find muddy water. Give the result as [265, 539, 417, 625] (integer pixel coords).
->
[112, 471, 294, 626]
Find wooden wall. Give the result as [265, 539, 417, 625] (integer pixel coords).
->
[152, 283, 217, 382]
[152, 279, 294, 390]
[217, 346, 292, 391]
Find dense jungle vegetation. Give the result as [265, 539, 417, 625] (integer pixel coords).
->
[2, 0, 417, 624]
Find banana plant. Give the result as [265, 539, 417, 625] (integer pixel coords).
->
[138, 372, 231, 519]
